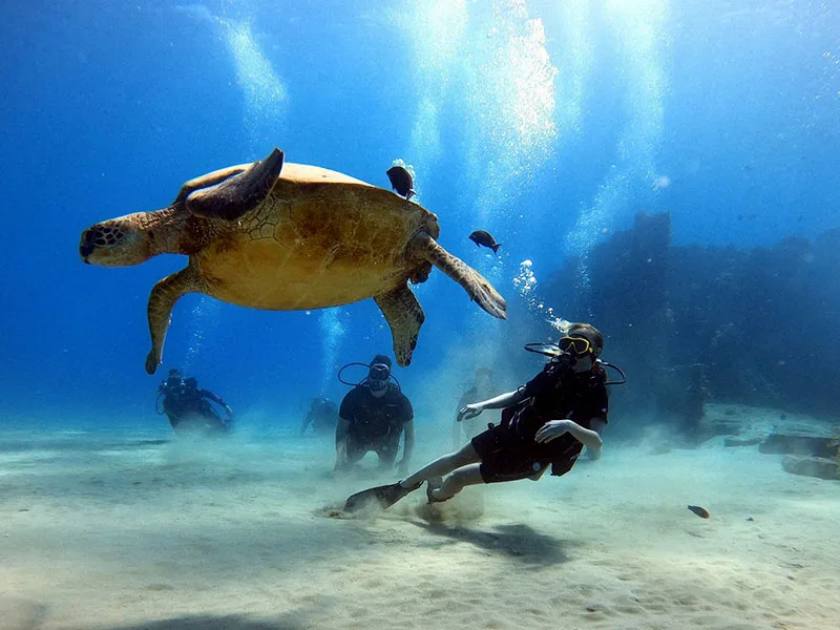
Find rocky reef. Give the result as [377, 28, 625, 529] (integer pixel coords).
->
[542, 212, 840, 433]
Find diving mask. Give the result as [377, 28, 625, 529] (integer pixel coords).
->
[558, 335, 592, 356]
[367, 363, 391, 392]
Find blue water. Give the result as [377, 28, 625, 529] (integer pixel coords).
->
[3, 3, 840, 629]
[1, 0, 838, 424]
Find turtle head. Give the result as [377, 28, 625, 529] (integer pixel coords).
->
[80, 212, 156, 266]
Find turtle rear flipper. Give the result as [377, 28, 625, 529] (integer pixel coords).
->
[409, 232, 507, 319]
[186, 148, 284, 221]
[374, 284, 425, 367]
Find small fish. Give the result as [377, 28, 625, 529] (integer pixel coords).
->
[386, 166, 415, 199]
[687, 505, 710, 519]
[469, 230, 501, 253]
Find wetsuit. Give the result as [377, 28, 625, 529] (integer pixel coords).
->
[161, 384, 230, 433]
[471, 361, 608, 483]
[338, 385, 413, 465]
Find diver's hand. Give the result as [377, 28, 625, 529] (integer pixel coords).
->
[458, 403, 483, 422]
[534, 419, 572, 444]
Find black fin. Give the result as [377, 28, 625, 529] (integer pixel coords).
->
[344, 482, 415, 512]
[386, 165, 415, 199]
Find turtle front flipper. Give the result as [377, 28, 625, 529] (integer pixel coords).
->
[408, 232, 507, 320]
[145, 266, 203, 374]
[374, 284, 426, 367]
[185, 148, 285, 221]
[172, 165, 250, 205]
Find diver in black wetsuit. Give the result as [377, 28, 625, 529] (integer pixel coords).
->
[157, 370, 234, 435]
[301, 396, 339, 436]
[345, 323, 618, 511]
[335, 355, 415, 475]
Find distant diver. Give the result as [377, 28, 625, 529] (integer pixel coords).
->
[453, 367, 496, 449]
[80, 148, 506, 375]
[386, 165, 415, 199]
[335, 355, 415, 475]
[468, 230, 501, 253]
[345, 323, 624, 512]
[157, 369, 234, 435]
[300, 396, 339, 436]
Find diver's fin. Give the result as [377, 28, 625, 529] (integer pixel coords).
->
[408, 232, 507, 320]
[185, 148, 284, 221]
[344, 482, 418, 513]
[374, 284, 425, 367]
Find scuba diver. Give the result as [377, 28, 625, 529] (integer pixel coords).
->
[335, 354, 415, 475]
[157, 369, 234, 435]
[301, 396, 339, 436]
[345, 323, 623, 511]
[453, 367, 497, 448]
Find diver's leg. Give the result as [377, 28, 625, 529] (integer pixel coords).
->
[146, 267, 202, 374]
[399, 442, 480, 489]
[165, 412, 180, 430]
[202, 404, 226, 433]
[376, 442, 398, 470]
[338, 438, 366, 470]
[430, 464, 484, 502]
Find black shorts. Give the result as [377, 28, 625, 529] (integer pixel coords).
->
[346, 435, 399, 464]
[471, 423, 578, 483]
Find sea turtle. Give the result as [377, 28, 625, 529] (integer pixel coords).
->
[80, 148, 506, 374]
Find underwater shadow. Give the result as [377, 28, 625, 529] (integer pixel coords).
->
[105, 612, 306, 630]
[410, 520, 572, 566]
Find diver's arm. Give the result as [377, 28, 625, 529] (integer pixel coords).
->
[300, 413, 312, 436]
[200, 389, 225, 405]
[534, 418, 604, 455]
[479, 389, 527, 409]
[584, 418, 607, 460]
[335, 418, 350, 467]
[458, 389, 527, 421]
[399, 421, 415, 472]
[201, 389, 233, 416]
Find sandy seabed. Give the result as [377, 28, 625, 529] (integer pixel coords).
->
[2, 407, 839, 630]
